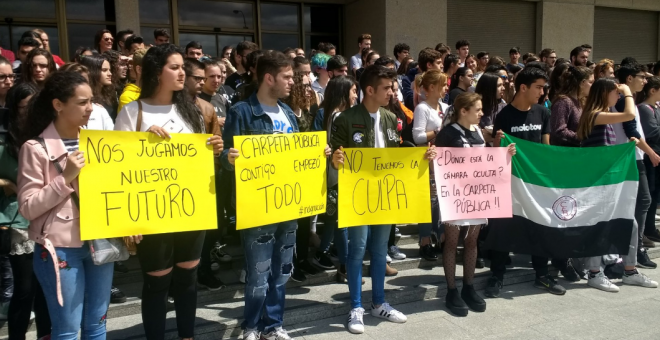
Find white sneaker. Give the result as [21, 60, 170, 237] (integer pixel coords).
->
[655, 214, 660, 221]
[371, 302, 407, 323]
[261, 327, 294, 340]
[347, 307, 365, 334]
[240, 269, 247, 284]
[386, 254, 392, 263]
[623, 271, 659, 288]
[242, 329, 260, 340]
[388, 245, 407, 260]
[587, 271, 620, 292]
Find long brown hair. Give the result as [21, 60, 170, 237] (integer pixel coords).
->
[577, 78, 617, 140]
[451, 92, 482, 124]
[553, 65, 593, 107]
[21, 48, 56, 86]
[284, 71, 315, 111]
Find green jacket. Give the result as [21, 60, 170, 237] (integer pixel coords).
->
[330, 103, 400, 151]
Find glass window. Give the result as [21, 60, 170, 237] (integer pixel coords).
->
[261, 33, 298, 52]
[140, 27, 173, 46]
[307, 35, 339, 55]
[66, 0, 115, 22]
[0, 26, 11, 54]
[139, 0, 170, 24]
[68, 23, 115, 57]
[179, 33, 218, 57]
[178, 1, 254, 30]
[218, 35, 253, 54]
[8, 26, 60, 56]
[261, 3, 298, 32]
[0, 0, 56, 19]
[304, 6, 339, 34]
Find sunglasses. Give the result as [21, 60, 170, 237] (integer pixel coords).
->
[104, 37, 114, 42]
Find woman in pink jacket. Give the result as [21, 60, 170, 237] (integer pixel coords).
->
[16, 71, 124, 340]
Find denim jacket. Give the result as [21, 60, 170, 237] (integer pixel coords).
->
[221, 93, 299, 171]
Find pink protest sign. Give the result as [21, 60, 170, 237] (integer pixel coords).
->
[434, 147, 512, 221]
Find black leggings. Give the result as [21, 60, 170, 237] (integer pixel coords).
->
[296, 217, 310, 261]
[8, 253, 51, 340]
[443, 225, 480, 289]
[137, 231, 205, 339]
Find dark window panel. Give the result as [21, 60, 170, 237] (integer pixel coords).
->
[1, 25, 60, 56]
[66, 0, 115, 22]
[304, 6, 339, 34]
[139, 0, 171, 25]
[178, 1, 254, 30]
[260, 3, 298, 32]
[307, 35, 340, 56]
[0, 0, 56, 19]
[261, 33, 298, 52]
[68, 23, 115, 58]
[179, 33, 218, 57]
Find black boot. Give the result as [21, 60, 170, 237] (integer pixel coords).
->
[461, 284, 486, 312]
[445, 288, 468, 316]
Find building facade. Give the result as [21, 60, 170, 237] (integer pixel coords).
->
[1, 0, 660, 64]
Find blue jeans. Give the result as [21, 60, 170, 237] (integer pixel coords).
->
[347, 225, 390, 309]
[319, 213, 348, 265]
[418, 195, 442, 241]
[241, 221, 297, 333]
[33, 243, 113, 340]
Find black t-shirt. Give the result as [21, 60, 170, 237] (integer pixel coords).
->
[435, 123, 484, 147]
[492, 103, 550, 143]
[199, 91, 228, 117]
[225, 72, 243, 90]
[447, 87, 466, 106]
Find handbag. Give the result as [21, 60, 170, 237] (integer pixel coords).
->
[33, 137, 129, 265]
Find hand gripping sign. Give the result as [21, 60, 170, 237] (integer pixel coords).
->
[433, 147, 512, 222]
[338, 147, 431, 228]
[234, 132, 327, 230]
[79, 130, 217, 240]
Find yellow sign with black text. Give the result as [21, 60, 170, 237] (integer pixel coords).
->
[78, 130, 217, 240]
[234, 132, 327, 230]
[338, 148, 431, 228]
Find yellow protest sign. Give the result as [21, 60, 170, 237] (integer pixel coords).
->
[79, 130, 217, 240]
[338, 148, 431, 228]
[234, 132, 327, 230]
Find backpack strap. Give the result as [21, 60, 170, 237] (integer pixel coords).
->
[136, 100, 143, 132]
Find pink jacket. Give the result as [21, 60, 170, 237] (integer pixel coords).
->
[18, 122, 81, 247]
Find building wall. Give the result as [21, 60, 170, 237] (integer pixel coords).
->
[115, 0, 140, 32]
[537, 1, 594, 58]
[384, 0, 446, 59]
[343, 0, 386, 58]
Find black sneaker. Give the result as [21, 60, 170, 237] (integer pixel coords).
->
[291, 267, 306, 283]
[461, 284, 486, 312]
[637, 249, 657, 269]
[560, 260, 581, 282]
[114, 261, 129, 273]
[197, 270, 225, 291]
[312, 251, 335, 270]
[419, 244, 438, 261]
[110, 286, 127, 304]
[484, 276, 502, 298]
[476, 258, 485, 269]
[534, 275, 566, 295]
[297, 259, 322, 275]
[445, 288, 468, 316]
[646, 228, 660, 243]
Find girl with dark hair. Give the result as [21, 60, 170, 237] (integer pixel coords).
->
[448, 66, 473, 105]
[312, 76, 357, 282]
[102, 50, 129, 101]
[114, 43, 223, 340]
[435, 92, 516, 316]
[16, 71, 119, 339]
[638, 77, 660, 244]
[387, 78, 414, 143]
[94, 29, 114, 54]
[79, 55, 116, 129]
[21, 48, 56, 89]
[71, 47, 96, 63]
[548, 63, 570, 103]
[578, 79, 658, 292]
[1, 82, 52, 340]
[474, 73, 506, 143]
[550, 66, 594, 147]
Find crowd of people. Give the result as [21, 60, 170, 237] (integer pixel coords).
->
[1, 26, 660, 340]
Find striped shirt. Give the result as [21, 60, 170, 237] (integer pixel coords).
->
[580, 113, 616, 147]
[62, 138, 79, 154]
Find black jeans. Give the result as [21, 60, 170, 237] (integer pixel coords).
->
[635, 160, 652, 250]
[296, 217, 310, 261]
[8, 253, 50, 340]
[489, 250, 548, 280]
[644, 156, 660, 236]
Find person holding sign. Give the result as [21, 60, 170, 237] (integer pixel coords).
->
[114, 44, 223, 340]
[222, 50, 331, 340]
[435, 92, 516, 316]
[17, 71, 119, 340]
[330, 65, 436, 335]
[412, 69, 449, 261]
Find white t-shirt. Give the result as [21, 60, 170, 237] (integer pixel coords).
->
[612, 106, 645, 160]
[261, 103, 294, 134]
[114, 100, 194, 133]
[412, 101, 445, 145]
[84, 104, 114, 131]
[369, 111, 385, 148]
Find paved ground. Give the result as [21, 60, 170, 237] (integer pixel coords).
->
[285, 269, 660, 340]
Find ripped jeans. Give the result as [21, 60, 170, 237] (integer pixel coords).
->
[241, 220, 297, 333]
